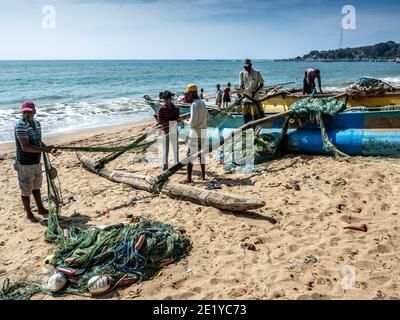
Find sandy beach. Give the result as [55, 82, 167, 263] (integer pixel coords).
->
[1, 119, 400, 300]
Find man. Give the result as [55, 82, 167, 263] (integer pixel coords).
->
[14, 101, 54, 223]
[200, 88, 204, 100]
[183, 84, 208, 183]
[239, 58, 264, 123]
[223, 82, 231, 108]
[303, 68, 322, 94]
[157, 90, 180, 170]
[215, 84, 223, 108]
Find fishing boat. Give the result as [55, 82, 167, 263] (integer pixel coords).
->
[143, 95, 221, 116]
[219, 109, 400, 156]
[144, 90, 400, 116]
[259, 91, 400, 113]
[174, 109, 400, 157]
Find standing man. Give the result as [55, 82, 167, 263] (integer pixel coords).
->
[157, 90, 181, 170]
[239, 58, 264, 123]
[215, 84, 223, 108]
[14, 101, 54, 223]
[303, 68, 322, 94]
[223, 82, 231, 108]
[183, 84, 208, 183]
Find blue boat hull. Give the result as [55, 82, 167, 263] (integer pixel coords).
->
[283, 129, 400, 156]
[221, 110, 400, 130]
[175, 110, 400, 157]
[202, 128, 400, 156]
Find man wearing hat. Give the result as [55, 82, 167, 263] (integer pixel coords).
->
[156, 90, 181, 170]
[14, 101, 54, 223]
[183, 84, 208, 183]
[239, 58, 264, 123]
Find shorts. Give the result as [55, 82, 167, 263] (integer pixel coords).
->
[223, 96, 231, 103]
[242, 101, 262, 116]
[17, 163, 43, 197]
[186, 137, 206, 164]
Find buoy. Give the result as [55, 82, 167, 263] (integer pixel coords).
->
[116, 275, 139, 287]
[47, 272, 67, 293]
[87, 275, 112, 295]
[43, 254, 54, 265]
[56, 266, 76, 276]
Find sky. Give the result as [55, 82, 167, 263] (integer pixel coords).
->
[0, 0, 399, 59]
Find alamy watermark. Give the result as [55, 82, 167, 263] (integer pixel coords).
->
[341, 264, 357, 290]
[41, 5, 56, 30]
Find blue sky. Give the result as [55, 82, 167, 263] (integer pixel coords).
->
[0, 0, 399, 59]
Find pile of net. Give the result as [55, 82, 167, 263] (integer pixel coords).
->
[346, 77, 395, 98]
[253, 96, 347, 161]
[1, 218, 192, 300]
[0, 153, 192, 300]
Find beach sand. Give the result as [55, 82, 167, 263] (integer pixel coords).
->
[1, 120, 400, 300]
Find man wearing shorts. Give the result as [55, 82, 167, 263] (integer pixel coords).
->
[239, 58, 264, 123]
[14, 101, 54, 223]
[183, 84, 208, 183]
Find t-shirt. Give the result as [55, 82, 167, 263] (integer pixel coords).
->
[14, 118, 42, 165]
[157, 104, 180, 133]
[305, 68, 321, 89]
[239, 68, 264, 101]
[223, 87, 231, 98]
[189, 99, 208, 139]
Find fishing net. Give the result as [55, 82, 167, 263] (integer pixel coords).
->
[55, 140, 155, 153]
[244, 96, 347, 164]
[346, 77, 395, 98]
[0, 153, 192, 300]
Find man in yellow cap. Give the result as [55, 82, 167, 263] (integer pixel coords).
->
[183, 84, 208, 183]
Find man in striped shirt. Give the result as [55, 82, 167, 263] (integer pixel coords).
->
[14, 101, 54, 223]
[157, 91, 181, 170]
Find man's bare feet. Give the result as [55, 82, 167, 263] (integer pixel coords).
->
[180, 179, 192, 184]
[27, 214, 40, 223]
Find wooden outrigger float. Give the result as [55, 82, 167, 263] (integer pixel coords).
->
[77, 153, 265, 212]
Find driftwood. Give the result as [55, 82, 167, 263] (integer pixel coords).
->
[77, 153, 265, 212]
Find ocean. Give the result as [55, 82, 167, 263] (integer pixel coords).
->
[1, 60, 400, 142]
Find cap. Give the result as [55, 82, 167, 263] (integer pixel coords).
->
[185, 83, 198, 93]
[243, 58, 252, 67]
[21, 101, 36, 112]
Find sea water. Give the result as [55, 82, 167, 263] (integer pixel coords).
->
[1, 60, 400, 142]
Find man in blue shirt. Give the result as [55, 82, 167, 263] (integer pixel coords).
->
[14, 101, 54, 223]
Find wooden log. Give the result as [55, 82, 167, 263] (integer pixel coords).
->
[76, 153, 265, 212]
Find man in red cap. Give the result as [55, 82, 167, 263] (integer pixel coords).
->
[14, 101, 54, 223]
